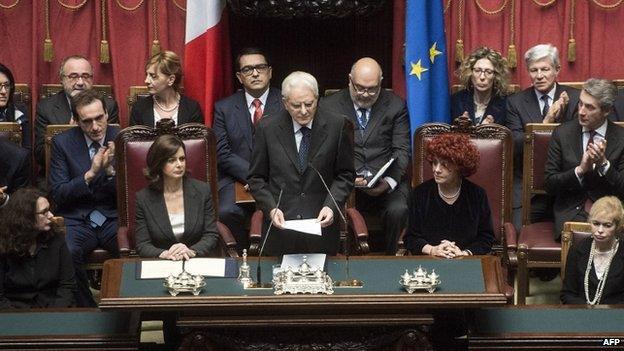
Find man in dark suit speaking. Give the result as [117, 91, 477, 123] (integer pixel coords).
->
[322, 57, 410, 254]
[545, 78, 624, 239]
[248, 71, 354, 256]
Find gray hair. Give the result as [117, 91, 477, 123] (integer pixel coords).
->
[524, 44, 560, 68]
[583, 78, 617, 112]
[58, 55, 91, 79]
[281, 71, 319, 99]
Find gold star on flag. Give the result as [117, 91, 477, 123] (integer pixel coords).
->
[410, 59, 428, 80]
[429, 42, 442, 63]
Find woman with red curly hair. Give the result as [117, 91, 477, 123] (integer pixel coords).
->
[405, 133, 495, 257]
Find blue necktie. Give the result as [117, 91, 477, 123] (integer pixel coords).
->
[358, 108, 368, 130]
[89, 141, 101, 160]
[541, 95, 550, 117]
[298, 126, 311, 172]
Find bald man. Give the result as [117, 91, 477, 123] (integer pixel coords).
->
[321, 57, 410, 254]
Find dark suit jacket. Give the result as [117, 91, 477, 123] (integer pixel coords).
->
[129, 94, 203, 127]
[248, 107, 354, 255]
[608, 93, 624, 122]
[35, 91, 119, 166]
[49, 126, 119, 225]
[0, 233, 77, 309]
[450, 89, 507, 125]
[134, 177, 219, 258]
[0, 102, 31, 149]
[0, 138, 30, 194]
[505, 84, 580, 174]
[213, 87, 283, 190]
[544, 120, 624, 238]
[561, 236, 624, 304]
[321, 89, 410, 184]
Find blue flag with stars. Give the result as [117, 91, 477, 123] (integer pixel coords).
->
[405, 0, 450, 132]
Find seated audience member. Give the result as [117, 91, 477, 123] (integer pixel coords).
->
[35, 55, 119, 169]
[321, 57, 409, 254]
[213, 47, 283, 252]
[49, 89, 119, 307]
[545, 78, 624, 239]
[506, 44, 580, 227]
[405, 133, 495, 257]
[130, 51, 203, 127]
[561, 196, 624, 305]
[450, 47, 510, 126]
[0, 188, 77, 308]
[0, 137, 30, 207]
[135, 134, 219, 259]
[0, 63, 31, 149]
[248, 71, 354, 256]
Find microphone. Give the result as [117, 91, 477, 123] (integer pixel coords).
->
[308, 162, 362, 287]
[253, 186, 283, 288]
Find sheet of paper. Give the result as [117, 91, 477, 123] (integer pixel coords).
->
[282, 218, 322, 235]
[184, 258, 227, 277]
[140, 260, 183, 279]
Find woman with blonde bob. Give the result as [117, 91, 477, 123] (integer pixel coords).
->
[130, 50, 203, 127]
[405, 133, 495, 258]
[450, 47, 510, 125]
[561, 196, 624, 305]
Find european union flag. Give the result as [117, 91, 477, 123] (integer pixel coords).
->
[405, 0, 450, 133]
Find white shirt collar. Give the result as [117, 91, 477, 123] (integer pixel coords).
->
[535, 83, 557, 102]
[84, 132, 105, 148]
[292, 119, 313, 134]
[245, 88, 270, 110]
[583, 119, 608, 136]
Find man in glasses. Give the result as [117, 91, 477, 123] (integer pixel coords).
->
[322, 57, 410, 254]
[34, 55, 119, 175]
[213, 47, 284, 252]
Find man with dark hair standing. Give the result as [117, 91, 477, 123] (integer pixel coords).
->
[35, 55, 119, 169]
[248, 71, 354, 256]
[49, 89, 119, 306]
[213, 48, 283, 251]
[545, 78, 624, 239]
[322, 57, 410, 254]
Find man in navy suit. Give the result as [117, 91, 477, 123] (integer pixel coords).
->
[213, 48, 284, 251]
[505, 44, 580, 227]
[49, 89, 118, 306]
[0, 137, 30, 207]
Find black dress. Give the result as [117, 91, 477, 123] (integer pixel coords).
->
[450, 89, 506, 125]
[561, 237, 624, 304]
[0, 234, 77, 308]
[405, 178, 495, 255]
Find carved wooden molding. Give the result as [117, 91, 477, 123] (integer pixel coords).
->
[227, 0, 387, 18]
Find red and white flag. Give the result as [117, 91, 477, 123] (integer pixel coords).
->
[184, 0, 232, 126]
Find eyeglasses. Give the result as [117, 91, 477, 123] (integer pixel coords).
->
[239, 64, 270, 76]
[350, 78, 380, 96]
[63, 73, 93, 81]
[36, 207, 52, 216]
[472, 68, 495, 77]
[0, 82, 10, 92]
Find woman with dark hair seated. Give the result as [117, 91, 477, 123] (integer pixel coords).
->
[0, 63, 31, 149]
[129, 50, 203, 127]
[561, 196, 624, 305]
[405, 133, 495, 257]
[135, 134, 218, 259]
[0, 188, 76, 308]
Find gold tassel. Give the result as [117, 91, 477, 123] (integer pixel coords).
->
[568, 38, 576, 63]
[151, 40, 161, 56]
[455, 39, 464, 63]
[100, 40, 110, 64]
[43, 38, 54, 62]
[507, 44, 517, 69]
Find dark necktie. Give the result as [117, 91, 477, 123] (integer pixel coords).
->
[357, 108, 368, 130]
[89, 141, 101, 160]
[541, 95, 550, 117]
[298, 126, 311, 172]
[252, 98, 263, 125]
[586, 130, 596, 150]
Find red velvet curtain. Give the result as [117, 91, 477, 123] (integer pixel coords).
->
[393, 0, 624, 96]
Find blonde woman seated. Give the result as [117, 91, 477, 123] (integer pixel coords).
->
[135, 134, 218, 260]
[561, 196, 624, 305]
[405, 133, 495, 257]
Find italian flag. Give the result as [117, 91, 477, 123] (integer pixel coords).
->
[184, 0, 233, 126]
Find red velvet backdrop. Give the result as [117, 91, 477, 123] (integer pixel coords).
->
[393, 0, 624, 96]
[3, 0, 624, 126]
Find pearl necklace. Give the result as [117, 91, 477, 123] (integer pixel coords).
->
[438, 180, 462, 199]
[154, 94, 180, 112]
[584, 238, 619, 305]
